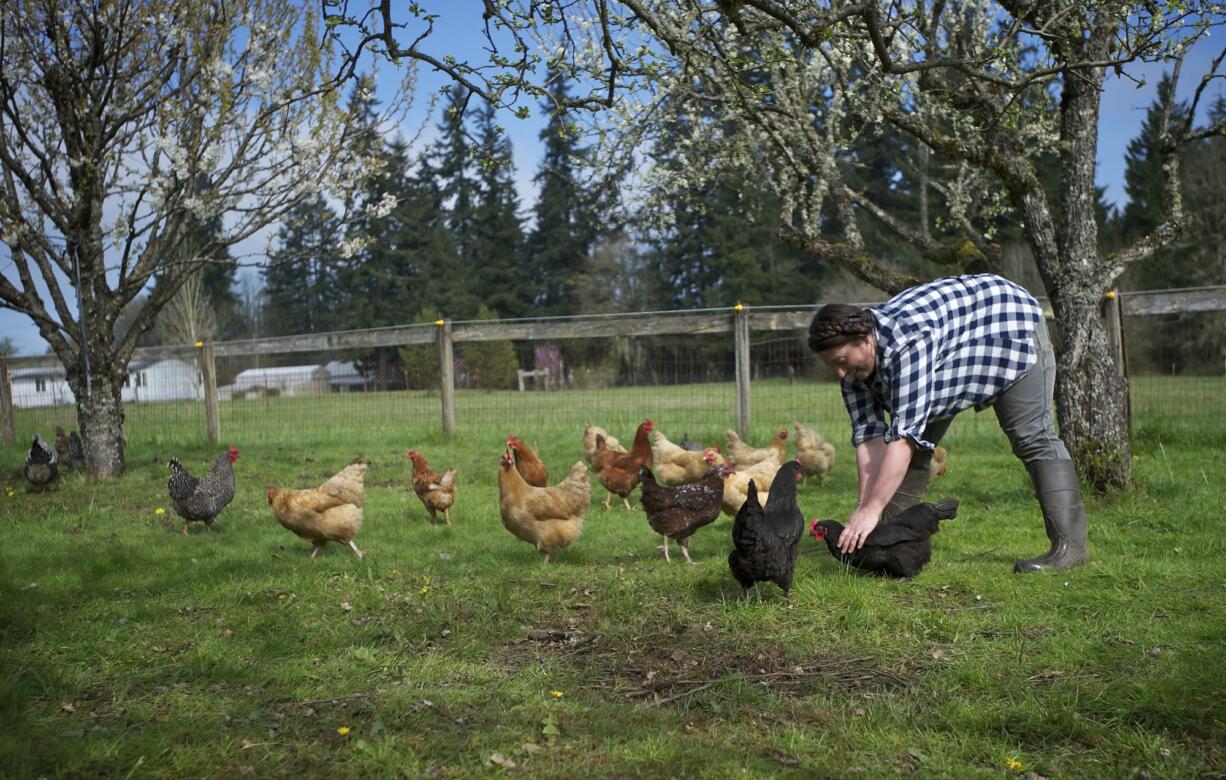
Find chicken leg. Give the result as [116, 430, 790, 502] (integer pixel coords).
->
[310, 542, 326, 559]
[658, 536, 671, 563]
[348, 541, 364, 560]
[677, 537, 695, 565]
[602, 493, 612, 510]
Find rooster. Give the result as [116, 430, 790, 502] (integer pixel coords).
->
[793, 422, 836, 482]
[809, 498, 958, 579]
[406, 449, 456, 525]
[498, 451, 590, 563]
[593, 419, 654, 510]
[725, 428, 788, 468]
[267, 460, 366, 559]
[507, 434, 548, 487]
[167, 446, 240, 534]
[23, 433, 58, 489]
[639, 460, 730, 563]
[728, 461, 805, 596]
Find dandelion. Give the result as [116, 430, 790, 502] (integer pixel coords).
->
[337, 726, 351, 736]
[550, 690, 564, 699]
[155, 507, 166, 516]
[420, 576, 431, 595]
[1004, 756, 1023, 771]
[5, 488, 13, 497]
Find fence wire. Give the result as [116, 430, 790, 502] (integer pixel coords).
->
[4, 303, 1223, 455]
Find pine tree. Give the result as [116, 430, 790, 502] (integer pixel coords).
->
[263, 196, 341, 336]
[527, 72, 598, 316]
[434, 87, 479, 275]
[470, 100, 530, 318]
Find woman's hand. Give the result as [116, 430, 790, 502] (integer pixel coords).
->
[839, 506, 880, 554]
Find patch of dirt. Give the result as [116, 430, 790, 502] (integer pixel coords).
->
[492, 618, 915, 705]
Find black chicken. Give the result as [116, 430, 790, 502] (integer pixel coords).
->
[728, 460, 805, 595]
[809, 498, 959, 579]
[167, 446, 239, 534]
[639, 463, 729, 563]
[23, 433, 58, 489]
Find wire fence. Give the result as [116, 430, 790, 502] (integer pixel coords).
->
[3, 290, 1223, 454]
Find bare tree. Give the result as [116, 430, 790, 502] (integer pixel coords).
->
[326, 1, 1225, 490]
[0, 0, 405, 475]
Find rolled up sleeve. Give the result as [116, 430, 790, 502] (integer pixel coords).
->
[841, 379, 888, 447]
[883, 334, 938, 451]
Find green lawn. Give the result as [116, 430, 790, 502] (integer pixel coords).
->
[1, 380, 1224, 778]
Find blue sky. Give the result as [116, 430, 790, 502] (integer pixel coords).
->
[1, 14, 1222, 357]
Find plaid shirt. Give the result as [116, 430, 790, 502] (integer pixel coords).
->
[841, 274, 1042, 450]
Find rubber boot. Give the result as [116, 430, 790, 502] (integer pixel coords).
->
[882, 467, 930, 522]
[1014, 459, 1090, 573]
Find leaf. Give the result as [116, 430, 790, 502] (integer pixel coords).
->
[487, 752, 516, 768]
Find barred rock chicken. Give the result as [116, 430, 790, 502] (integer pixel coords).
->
[406, 449, 456, 525]
[809, 498, 958, 579]
[720, 451, 784, 517]
[728, 461, 805, 595]
[498, 451, 591, 563]
[581, 424, 625, 463]
[651, 428, 724, 486]
[23, 433, 58, 489]
[725, 428, 788, 468]
[793, 422, 836, 482]
[639, 461, 730, 563]
[167, 446, 240, 534]
[593, 419, 654, 510]
[507, 434, 548, 487]
[267, 460, 366, 559]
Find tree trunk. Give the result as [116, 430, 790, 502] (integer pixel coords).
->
[68, 365, 127, 478]
[1045, 57, 1132, 492]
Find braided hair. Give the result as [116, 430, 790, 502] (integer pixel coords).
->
[807, 304, 874, 353]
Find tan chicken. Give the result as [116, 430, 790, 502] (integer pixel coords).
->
[267, 460, 366, 560]
[929, 446, 949, 480]
[725, 428, 788, 468]
[721, 451, 784, 517]
[793, 422, 836, 482]
[651, 428, 725, 486]
[581, 424, 625, 463]
[507, 434, 548, 487]
[498, 451, 591, 563]
[406, 450, 456, 525]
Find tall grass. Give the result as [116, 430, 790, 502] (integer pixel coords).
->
[1, 382, 1223, 778]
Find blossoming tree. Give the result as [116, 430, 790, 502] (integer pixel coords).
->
[0, 0, 402, 476]
[327, 0, 1224, 490]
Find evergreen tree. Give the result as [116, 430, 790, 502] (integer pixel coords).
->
[527, 71, 599, 315]
[262, 195, 341, 336]
[470, 100, 530, 318]
[434, 87, 479, 274]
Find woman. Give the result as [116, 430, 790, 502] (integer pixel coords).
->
[808, 273, 1089, 573]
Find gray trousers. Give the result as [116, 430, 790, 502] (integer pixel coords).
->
[909, 319, 1070, 471]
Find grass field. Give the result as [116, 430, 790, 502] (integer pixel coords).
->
[2, 381, 1224, 778]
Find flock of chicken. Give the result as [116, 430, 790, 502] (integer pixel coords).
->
[19, 417, 954, 590]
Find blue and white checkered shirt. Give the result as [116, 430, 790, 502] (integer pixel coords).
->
[841, 274, 1043, 450]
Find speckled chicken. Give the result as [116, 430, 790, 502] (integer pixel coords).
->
[639, 461, 730, 563]
[728, 461, 805, 595]
[167, 446, 239, 534]
[23, 433, 58, 489]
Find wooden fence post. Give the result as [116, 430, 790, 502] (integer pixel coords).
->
[438, 320, 456, 436]
[200, 344, 220, 444]
[734, 304, 751, 439]
[1104, 289, 1125, 376]
[0, 358, 14, 447]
